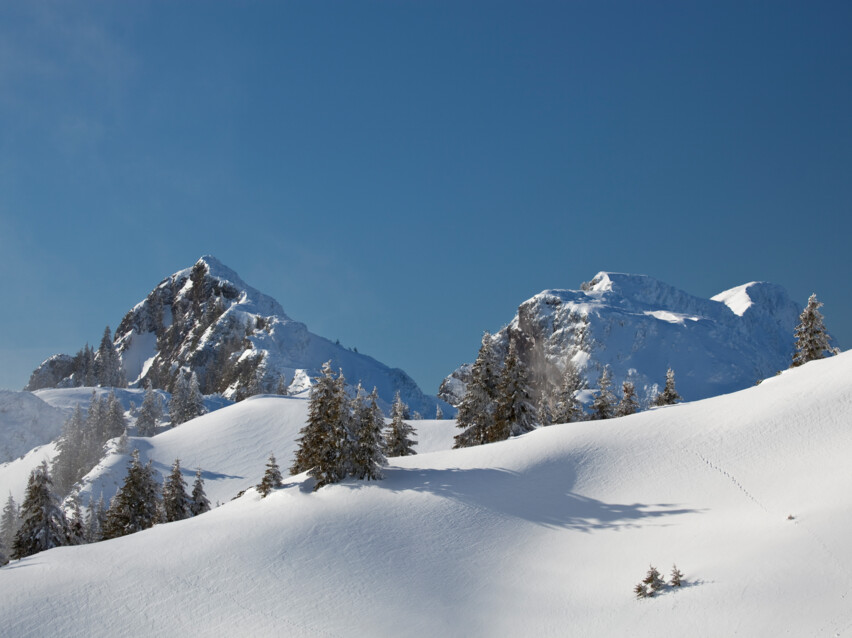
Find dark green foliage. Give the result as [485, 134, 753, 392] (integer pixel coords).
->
[454, 332, 500, 448]
[652, 368, 681, 406]
[162, 459, 191, 522]
[257, 454, 283, 497]
[190, 470, 210, 515]
[385, 391, 417, 457]
[792, 293, 834, 367]
[591, 367, 616, 420]
[12, 462, 69, 559]
[103, 450, 161, 539]
[491, 338, 537, 441]
[291, 362, 346, 483]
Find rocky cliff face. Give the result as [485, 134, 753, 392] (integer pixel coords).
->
[27, 256, 449, 417]
[439, 272, 803, 406]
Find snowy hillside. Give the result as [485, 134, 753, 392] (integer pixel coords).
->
[25, 255, 450, 417]
[441, 271, 804, 405]
[2, 350, 851, 636]
[0, 391, 67, 464]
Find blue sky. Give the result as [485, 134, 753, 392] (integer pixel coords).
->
[1, 1, 850, 394]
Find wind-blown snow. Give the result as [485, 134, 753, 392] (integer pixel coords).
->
[711, 281, 758, 316]
[2, 352, 852, 636]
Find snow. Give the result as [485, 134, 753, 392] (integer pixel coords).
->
[0, 390, 66, 463]
[2, 352, 852, 636]
[643, 310, 700, 324]
[712, 281, 759, 316]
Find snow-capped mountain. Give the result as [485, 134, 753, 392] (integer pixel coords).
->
[440, 271, 804, 405]
[0, 391, 67, 464]
[25, 256, 449, 417]
[2, 350, 851, 636]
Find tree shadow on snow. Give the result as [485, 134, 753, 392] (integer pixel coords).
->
[381, 462, 701, 532]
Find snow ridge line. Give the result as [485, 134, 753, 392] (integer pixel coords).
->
[693, 451, 768, 512]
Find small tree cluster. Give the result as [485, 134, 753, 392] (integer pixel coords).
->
[103, 450, 162, 539]
[634, 564, 685, 598]
[95, 326, 127, 388]
[290, 362, 390, 491]
[792, 293, 835, 367]
[169, 369, 206, 425]
[652, 368, 681, 407]
[12, 462, 70, 559]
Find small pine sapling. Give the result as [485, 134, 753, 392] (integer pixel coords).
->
[257, 453, 283, 497]
[670, 564, 684, 587]
[641, 565, 666, 597]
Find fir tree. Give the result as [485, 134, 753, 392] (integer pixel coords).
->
[552, 359, 586, 424]
[435, 405, 444, 420]
[615, 381, 640, 417]
[652, 368, 681, 406]
[351, 388, 386, 481]
[454, 332, 500, 448]
[52, 404, 86, 496]
[162, 459, 191, 522]
[291, 362, 346, 480]
[84, 494, 107, 543]
[257, 454, 283, 497]
[491, 338, 537, 442]
[136, 382, 163, 437]
[95, 326, 126, 388]
[309, 369, 351, 490]
[385, 391, 417, 457]
[66, 495, 86, 545]
[792, 293, 834, 367]
[635, 564, 666, 598]
[590, 367, 616, 421]
[12, 462, 69, 559]
[103, 450, 161, 539]
[189, 470, 210, 516]
[169, 370, 206, 425]
[0, 494, 20, 563]
[670, 564, 684, 587]
[103, 391, 127, 440]
[275, 374, 290, 396]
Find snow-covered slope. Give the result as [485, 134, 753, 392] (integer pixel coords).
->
[26, 256, 450, 418]
[0, 390, 67, 464]
[2, 350, 851, 637]
[441, 271, 804, 405]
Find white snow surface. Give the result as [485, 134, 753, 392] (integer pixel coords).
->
[2, 352, 852, 636]
[0, 390, 67, 464]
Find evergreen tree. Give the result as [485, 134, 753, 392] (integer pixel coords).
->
[641, 565, 666, 597]
[66, 495, 86, 545]
[189, 470, 210, 516]
[590, 367, 616, 421]
[309, 368, 350, 490]
[0, 494, 20, 564]
[615, 381, 640, 417]
[104, 391, 127, 440]
[652, 368, 681, 406]
[52, 404, 86, 496]
[291, 362, 346, 480]
[491, 338, 537, 441]
[12, 462, 69, 559]
[552, 360, 586, 424]
[275, 374, 290, 396]
[96, 326, 126, 388]
[454, 332, 500, 448]
[103, 450, 161, 539]
[385, 391, 417, 457]
[84, 494, 107, 543]
[351, 388, 386, 481]
[169, 370, 206, 425]
[792, 293, 834, 367]
[257, 454, 283, 497]
[435, 405, 444, 420]
[136, 382, 163, 437]
[162, 459, 191, 522]
[670, 564, 684, 587]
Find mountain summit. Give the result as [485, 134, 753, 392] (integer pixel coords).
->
[26, 256, 448, 416]
[440, 271, 803, 406]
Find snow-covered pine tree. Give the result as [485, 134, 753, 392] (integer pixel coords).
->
[275, 374, 290, 396]
[0, 494, 20, 563]
[12, 461, 69, 559]
[309, 368, 350, 490]
[84, 494, 107, 543]
[52, 404, 86, 496]
[552, 359, 586, 424]
[95, 326, 126, 388]
[103, 450, 161, 539]
[257, 453, 283, 497]
[491, 338, 537, 441]
[792, 293, 834, 367]
[291, 362, 345, 478]
[615, 381, 640, 417]
[435, 405, 444, 420]
[652, 368, 681, 406]
[162, 459, 191, 522]
[642, 564, 666, 596]
[66, 494, 86, 545]
[590, 367, 616, 421]
[170, 370, 207, 425]
[670, 564, 684, 587]
[136, 382, 162, 437]
[190, 470, 210, 515]
[385, 391, 417, 457]
[351, 388, 386, 481]
[104, 391, 127, 440]
[454, 332, 500, 448]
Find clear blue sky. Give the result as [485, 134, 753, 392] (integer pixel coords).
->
[1, 1, 850, 394]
